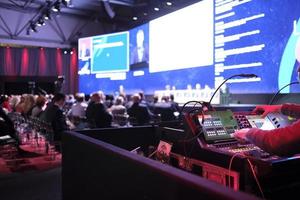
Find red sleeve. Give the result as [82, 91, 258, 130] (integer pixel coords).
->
[245, 119, 300, 156]
[281, 103, 300, 118]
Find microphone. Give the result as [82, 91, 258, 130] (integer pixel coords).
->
[208, 73, 258, 109]
[268, 81, 299, 105]
[237, 73, 258, 78]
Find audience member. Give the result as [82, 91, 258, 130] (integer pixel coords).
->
[9, 95, 20, 112]
[109, 96, 127, 126]
[109, 96, 126, 115]
[86, 92, 112, 128]
[127, 93, 151, 125]
[153, 95, 177, 121]
[40, 93, 69, 151]
[31, 95, 47, 118]
[68, 93, 87, 118]
[170, 94, 180, 112]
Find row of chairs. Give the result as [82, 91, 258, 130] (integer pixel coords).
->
[7, 112, 56, 156]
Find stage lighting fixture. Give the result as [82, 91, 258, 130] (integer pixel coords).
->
[37, 18, 45, 26]
[26, 0, 70, 34]
[103, 0, 116, 19]
[52, 1, 61, 12]
[30, 23, 38, 32]
[62, 0, 71, 7]
[44, 10, 51, 20]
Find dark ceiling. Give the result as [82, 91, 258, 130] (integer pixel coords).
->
[0, 0, 201, 47]
[0, 0, 200, 30]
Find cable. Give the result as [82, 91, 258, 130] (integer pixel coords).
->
[178, 108, 204, 143]
[228, 153, 265, 199]
[179, 100, 205, 116]
[148, 149, 157, 158]
[268, 81, 299, 105]
[228, 152, 242, 189]
[208, 74, 258, 110]
[246, 158, 265, 199]
[180, 104, 207, 157]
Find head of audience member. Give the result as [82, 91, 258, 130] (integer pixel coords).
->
[153, 95, 159, 104]
[170, 94, 175, 102]
[131, 93, 141, 104]
[35, 95, 47, 109]
[75, 93, 85, 103]
[84, 94, 90, 102]
[90, 92, 101, 103]
[161, 95, 170, 103]
[67, 94, 75, 102]
[9, 95, 20, 111]
[105, 94, 114, 108]
[115, 96, 124, 106]
[138, 92, 145, 100]
[97, 91, 106, 103]
[91, 91, 106, 104]
[119, 92, 127, 104]
[106, 94, 114, 101]
[52, 93, 66, 109]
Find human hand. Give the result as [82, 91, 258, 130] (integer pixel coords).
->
[233, 128, 251, 144]
[253, 105, 282, 118]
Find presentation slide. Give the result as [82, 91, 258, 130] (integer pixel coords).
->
[149, 0, 214, 73]
[78, 0, 300, 100]
[91, 31, 129, 74]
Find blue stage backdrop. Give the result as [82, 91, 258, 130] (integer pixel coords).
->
[78, 0, 300, 96]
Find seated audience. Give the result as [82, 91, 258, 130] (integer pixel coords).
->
[127, 93, 151, 125]
[40, 93, 69, 151]
[68, 93, 87, 118]
[109, 96, 127, 126]
[109, 96, 126, 115]
[170, 94, 180, 112]
[153, 95, 178, 121]
[15, 94, 35, 117]
[31, 95, 47, 118]
[86, 92, 112, 128]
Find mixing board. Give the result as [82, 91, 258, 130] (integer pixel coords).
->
[196, 110, 295, 159]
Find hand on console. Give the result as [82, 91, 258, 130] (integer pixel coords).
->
[253, 105, 282, 118]
[233, 128, 251, 144]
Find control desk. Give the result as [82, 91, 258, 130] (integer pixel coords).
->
[160, 106, 300, 199]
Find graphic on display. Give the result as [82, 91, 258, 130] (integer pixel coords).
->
[78, 0, 300, 99]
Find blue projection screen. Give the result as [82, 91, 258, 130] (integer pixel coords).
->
[78, 0, 300, 99]
[91, 32, 129, 74]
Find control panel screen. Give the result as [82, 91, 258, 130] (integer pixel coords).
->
[199, 110, 239, 144]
